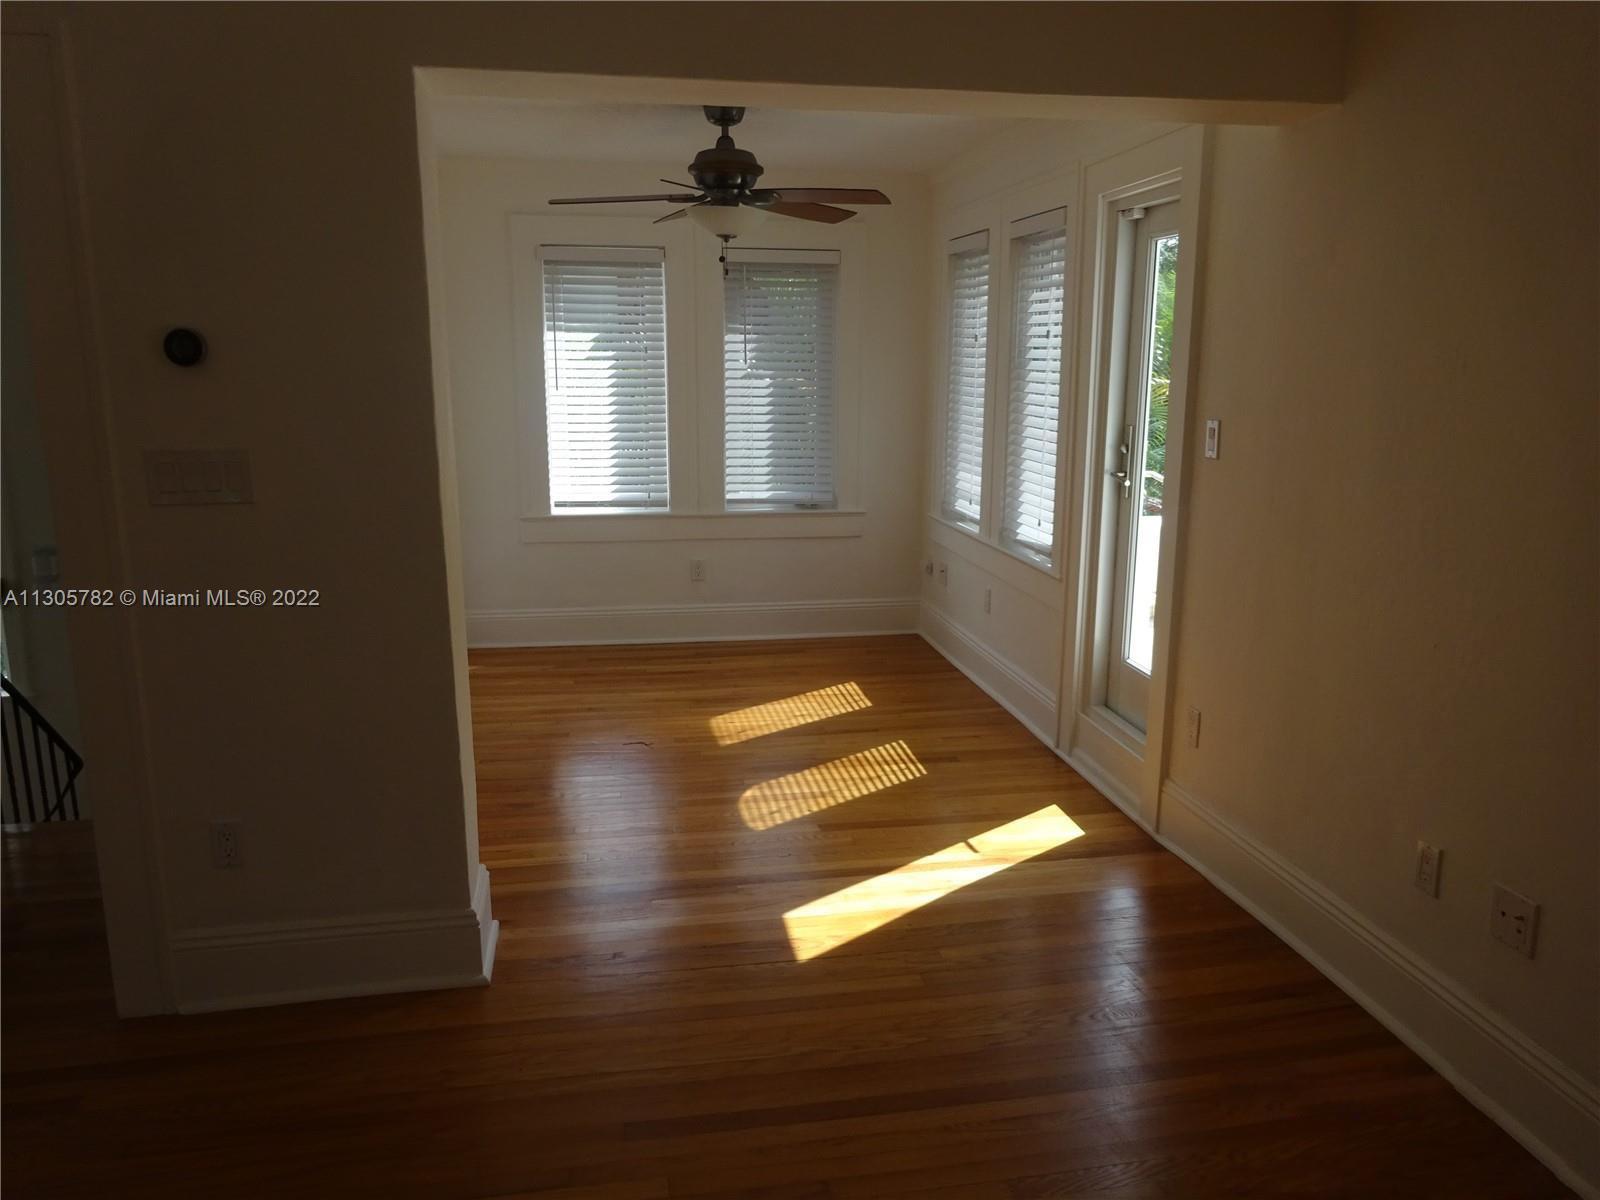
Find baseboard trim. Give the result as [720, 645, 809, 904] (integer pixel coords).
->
[917, 606, 1057, 740]
[169, 864, 498, 1014]
[468, 597, 918, 648]
[1055, 743, 1152, 834]
[1159, 780, 1600, 1199]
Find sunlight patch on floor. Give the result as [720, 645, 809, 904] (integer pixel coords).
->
[782, 805, 1085, 961]
[710, 682, 871, 746]
[738, 739, 925, 830]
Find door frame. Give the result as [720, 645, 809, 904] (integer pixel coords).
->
[1057, 125, 1208, 831]
[3, 11, 175, 1014]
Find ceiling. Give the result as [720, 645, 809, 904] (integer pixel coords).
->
[430, 98, 1018, 173]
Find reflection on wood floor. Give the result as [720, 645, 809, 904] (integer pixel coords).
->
[1, 636, 1572, 1197]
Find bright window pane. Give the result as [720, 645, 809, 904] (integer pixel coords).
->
[943, 244, 989, 524]
[1125, 233, 1178, 674]
[542, 255, 669, 510]
[724, 259, 838, 508]
[1001, 227, 1067, 559]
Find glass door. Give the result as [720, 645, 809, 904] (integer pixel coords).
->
[1105, 202, 1180, 731]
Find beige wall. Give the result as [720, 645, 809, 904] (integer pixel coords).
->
[1172, 3, 1598, 1079]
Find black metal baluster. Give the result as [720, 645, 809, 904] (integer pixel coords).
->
[30, 720, 49, 822]
[11, 693, 37, 824]
[1, 699, 17, 825]
[44, 737, 64, 821]
[0, 676, 85, 824]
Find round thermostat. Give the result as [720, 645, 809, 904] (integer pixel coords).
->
[162, 327, 206, 367]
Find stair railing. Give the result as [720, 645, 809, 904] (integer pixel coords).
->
[1, 674, 83, 825]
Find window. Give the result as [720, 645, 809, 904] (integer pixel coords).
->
[1001, 214, 1068, 562]
[942, 231, 990, 525]
[723, 249, 840, 508]
[514, 215, 863, 535]
[540, 246, 669, 511]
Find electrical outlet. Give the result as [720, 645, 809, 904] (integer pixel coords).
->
[983, 587, 992, 614]
[210, 820, 241, 869]
[1490, 884, 1539, 958]
[1414, 841, 1442, 897]
[937, 562, 948, 588]
[1185, 706, 1201, 748]
[689, 559, 707, 583]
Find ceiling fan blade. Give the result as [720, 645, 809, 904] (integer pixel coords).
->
[754, 188, 891, 206]
[659, 178, 700, 191]
[758, 200, 858, 225]
[653, 201, 707, 225]
[548, 192, 702, 205]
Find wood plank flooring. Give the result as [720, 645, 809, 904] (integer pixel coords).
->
[1, 636, 1572, 1197]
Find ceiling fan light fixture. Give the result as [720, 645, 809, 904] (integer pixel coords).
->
[687, 203, 765, 240]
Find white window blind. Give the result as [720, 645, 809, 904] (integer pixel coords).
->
[723, 249, 840, 508]
[1001, 220, 1068, 559]
[943, 233, 990, 525]
[540, 247, 669, 510]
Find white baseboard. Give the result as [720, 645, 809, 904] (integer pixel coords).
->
[468, 597, 918, 647]
[168, 863, 498, 1013]
[917, 605, 1057, 740]
[1159, 781, 1600, 1199]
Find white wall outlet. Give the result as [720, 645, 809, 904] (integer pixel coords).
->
[1185, 706, 1201, 748]
[938, 562, 948, 588]
[1490, 884, 1539, 957]
[689, 558, 707, 583]
[1204, 419, 1221, 459]
[1414, 841, 1442, 897]
[210, 819, 242, 869]
[983, 587, 992, 614]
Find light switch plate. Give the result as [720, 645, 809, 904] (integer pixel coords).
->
[145, 449, 253, 506]
[1414, 841, 1442, 897]
[1204, 420, 1221, 459]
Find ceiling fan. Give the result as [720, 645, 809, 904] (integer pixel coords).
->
[548, 106, 891, 239]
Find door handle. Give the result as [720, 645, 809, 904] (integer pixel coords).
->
[1109, 424, 1133, 494]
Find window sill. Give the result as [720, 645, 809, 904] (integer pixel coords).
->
[519, 510, 867, 544]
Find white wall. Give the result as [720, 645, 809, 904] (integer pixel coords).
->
[438, 155, 929, 644]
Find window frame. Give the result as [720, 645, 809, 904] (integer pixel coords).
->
[930, 179, 1076, 583]
[939, 229, 993, 530]
[998, 207, 1070, 569]
[510, 213, 864, 540]
[719, 246, 844, 512]
[512, 214, 698, 520]
[537, 244, 673, 514]
[694, 219, 864, 516]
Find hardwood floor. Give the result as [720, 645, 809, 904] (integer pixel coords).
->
[1, 636, 1572, 1198]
